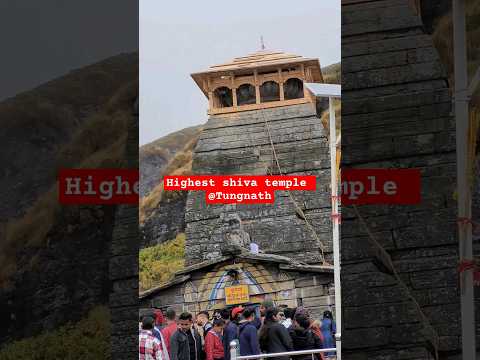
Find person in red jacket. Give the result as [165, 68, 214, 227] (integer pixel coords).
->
[204, 318, 225, 360]
[161, 308, 178, 355]
[154, 309, 165, 327]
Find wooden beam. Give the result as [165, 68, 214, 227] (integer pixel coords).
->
[254, 69, 260, 104]
[231, 73, 238, 108]
[301, 64, 309, 98]
[279, 68, 285, 101]
[208, 91, 214, 111]
[279, 264, 334, 273]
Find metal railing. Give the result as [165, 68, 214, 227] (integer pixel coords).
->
[230, 341, 337, 360]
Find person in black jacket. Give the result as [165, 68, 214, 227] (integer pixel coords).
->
[259, 308, 293, 360]
[289, 314, 324, 360]
[170, 312, 204, 360]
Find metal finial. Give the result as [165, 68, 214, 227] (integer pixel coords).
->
[260, 36, 265, 50]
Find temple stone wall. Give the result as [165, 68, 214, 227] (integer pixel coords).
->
[109, 100, 139, 360]
[140, 258, 334, 322]
[184, 104, 332, 266]
[342, 0, 463, 359]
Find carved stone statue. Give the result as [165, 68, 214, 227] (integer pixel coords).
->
[220, 213, 251, 255]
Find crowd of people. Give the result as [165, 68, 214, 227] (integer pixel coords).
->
[139, 300, 336, 360]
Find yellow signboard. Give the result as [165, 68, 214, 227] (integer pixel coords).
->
[225, 285, 249, 305]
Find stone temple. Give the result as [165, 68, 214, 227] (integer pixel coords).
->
[187, 50, 333, 265]
[141, 50, 335, 319]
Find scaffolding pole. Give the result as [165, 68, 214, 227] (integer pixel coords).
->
[453, 0, 476, 359]
[329, 96, 341, 360]
[305, 83, 342, 359]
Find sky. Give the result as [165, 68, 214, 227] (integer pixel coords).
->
[140, 0, 340, 145]
[0, 1, 138, 102]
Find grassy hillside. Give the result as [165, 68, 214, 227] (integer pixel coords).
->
[0, 53, 138, 221]
[140, 129, 202, 223]
[0, 80, 136, 289]
[319, 63, 341, 142]
[140, 125, 202, 161]
[140, 125, 203, 197]
[322, 62, 341, 84]
[0, 306, 110, 359]
[139, 233, 185, 292]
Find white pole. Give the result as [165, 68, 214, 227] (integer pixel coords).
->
[453, 0, 476, 359]
[329, 96, 341, 359]
[230, 340, 239, 360]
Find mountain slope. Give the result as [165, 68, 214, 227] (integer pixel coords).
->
[0, 53, 138, 346]
[0, 53, 138, 222]
[140, 125, 203, 198]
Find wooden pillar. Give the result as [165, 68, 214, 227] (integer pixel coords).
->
[305, 67, 313, 82]
[301, 64, 309, 98]
[208, 91, 214, 111]
[254, 69, 260, 104]
[231, 73, 238, 108]
[278, 68, 285, 101]
[232, 88, 238, 108]
[207, 77, 214, 111]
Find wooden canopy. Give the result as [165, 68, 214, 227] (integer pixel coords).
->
[191, 50, 323, 115]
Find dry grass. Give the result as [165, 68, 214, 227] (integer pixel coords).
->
[432, 0, 480, 103]
[320, 100, 341, 136]
[140, 125, 203, 165]
[56, 81, 136, 170]
[139, 132, 201, 223]
[0, 188, 60, 289]
[0, 81, 137, 289]
[319, 62, 341, 142]
[322, 63, 341, 84]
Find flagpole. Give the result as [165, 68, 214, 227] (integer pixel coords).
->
[305, 83, 342, 359]
[329, 96, 341, 360]
[453, 0, 476, 358]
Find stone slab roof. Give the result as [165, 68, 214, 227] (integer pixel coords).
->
[139, 252, 333, 300]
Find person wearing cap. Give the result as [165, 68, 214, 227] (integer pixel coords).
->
[140, 315, 169, 360]
[221, 308, 238, 360]
[231, 306, 244, 324]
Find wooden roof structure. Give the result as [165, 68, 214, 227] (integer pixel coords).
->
[191, 50, 323, 100]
